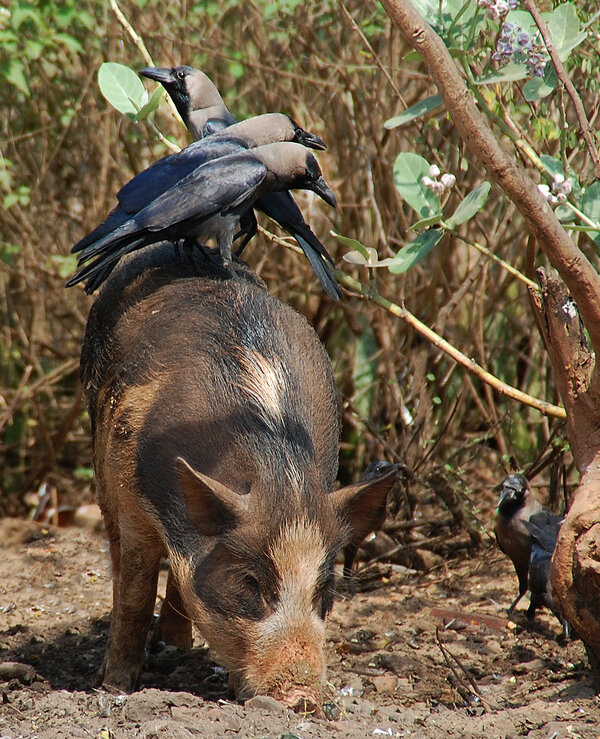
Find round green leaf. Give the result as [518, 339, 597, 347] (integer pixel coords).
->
[388, 228, 443, 274]
[393, 153, 441, 219]
[98, 62, 148, 116]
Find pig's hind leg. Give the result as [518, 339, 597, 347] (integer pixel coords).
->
[153, 566, 193, 650]
[98, 513, 163, 693]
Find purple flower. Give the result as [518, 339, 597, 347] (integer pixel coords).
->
[493, 22, 547, 78]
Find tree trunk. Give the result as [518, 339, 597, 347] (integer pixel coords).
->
[379, 0, 600, 666]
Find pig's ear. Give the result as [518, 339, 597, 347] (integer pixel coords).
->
[328, 468, 398, 543]
[176, 457, 248, 536]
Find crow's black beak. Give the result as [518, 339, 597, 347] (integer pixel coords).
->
[312, 176, 337, 208]
[140, 67, 175, 85]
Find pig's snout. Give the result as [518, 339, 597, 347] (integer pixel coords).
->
[276, 669, 322, 715]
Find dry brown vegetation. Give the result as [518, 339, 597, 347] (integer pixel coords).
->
[0, 0, 587, 566]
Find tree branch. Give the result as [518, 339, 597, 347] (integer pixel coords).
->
[378, 0, 600, 357]
[333, 269, 566, 419]
[522, 0, 600, 179]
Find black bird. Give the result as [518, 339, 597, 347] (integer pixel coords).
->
[343, 461, 405, 582]
[69, 114, 327, 292]
[494, 473, 563, 614]
[141, 65, 342, 300]
[522, 518, 570, 638]
[67, 142, 336, 289]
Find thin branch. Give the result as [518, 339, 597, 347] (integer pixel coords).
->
[108, 0, 184, 148]
[454, 233, 540, 291]
[334, 268, 566, 418]
[338, 1, 406, 103]
[379, 0, 600, 359]
[523, 0, 600, 179]
[256, 223, 565, 418]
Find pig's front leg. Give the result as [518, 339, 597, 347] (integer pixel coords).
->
[100, 533, 162, 693]
[153, 567, 193, 650]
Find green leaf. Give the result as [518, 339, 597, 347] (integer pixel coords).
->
[49, 254, 78, 279]
[10, 5, 42, 30]
[555, 205, 575, 222]
[0, 243, 20, 266]
[582, 181, 600, 245]
[539, 155, 563, 178]
[410, 213, 444, 231]
[445, 182, 491, 229]
[75, 10, 95, 30]
[24, 39, 44, 60]
[403, 50, 422, 63]
[135, 85, 163, 121]
[352, 322, 378, 419]
[330, 231, 370, 260]
[342, 247, 394, 267]
[388, 228, 444, 274]
[523, 67, 557, 101]
[393, 153, 441, 218]
[0, 60, 30, 96]
[54, 33, 84, 54]
[228, 61, 245, 79]
[384, 95, 443, 129]
[55, 6, 75, 28]
[546, 3, 585, 60]
[98, 62, 148, 117]
[476, 62, 529, 85]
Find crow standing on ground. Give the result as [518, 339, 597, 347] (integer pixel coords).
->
[342, 461, 405, 583]
[494, 473, 565, 625]
[140, 65, 342, 300]
[69, 114, 327, 292]
[523, 518, 570, 638]
[68, 142, 336, 290]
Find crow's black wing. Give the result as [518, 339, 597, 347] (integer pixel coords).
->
[137, 154, 268, 232]
[117, 138, 245, 213]
[256, 190, 341, 300]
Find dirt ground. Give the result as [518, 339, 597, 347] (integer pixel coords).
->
[0, 515, 598, 739]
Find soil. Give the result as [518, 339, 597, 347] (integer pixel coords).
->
[0, 516, 598, 739]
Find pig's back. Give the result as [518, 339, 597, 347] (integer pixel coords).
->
[81, 244, 340, 507]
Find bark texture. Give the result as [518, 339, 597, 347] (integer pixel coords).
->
[379, 0, 600, 664]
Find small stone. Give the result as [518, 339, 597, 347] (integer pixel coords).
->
[371, 675, 398, 695]
[0, 662, 36, 684]
[322, 701, 341, 720]
[220, 712, 243, 731]
[244, 694, 288, 716]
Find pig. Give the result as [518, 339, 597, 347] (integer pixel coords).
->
[80, 243, 394, 712]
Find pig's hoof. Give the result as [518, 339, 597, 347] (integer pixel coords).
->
[96, 664, 140, 694]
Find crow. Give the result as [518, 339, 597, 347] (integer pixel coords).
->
[141, 64, 236, 139]
[140, 65, 342, 300]
[494, 473, 563, 614]
[342, 461, 405, 583]
[70, 114, 327, 292]
[67, 142, 336, 290]
[523, 518, 570, 638]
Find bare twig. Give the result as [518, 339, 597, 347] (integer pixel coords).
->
[356, 534, 450, 570]
[339, 1, 406, 103]
[108, 0, 183, 151]
[523, 0, 600, 179]
[333, 269, 566, 419]
[379, 0, 600, 357]
[435, 626, 494, 711]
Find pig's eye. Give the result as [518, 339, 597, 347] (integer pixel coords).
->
[244, 574, 261, 595]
